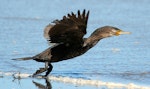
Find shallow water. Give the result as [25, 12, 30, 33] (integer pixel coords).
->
[0, 0, 150, 89]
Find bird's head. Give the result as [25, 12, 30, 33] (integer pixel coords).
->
[92, 26, 131, 39]
[83, 26, 131, 47]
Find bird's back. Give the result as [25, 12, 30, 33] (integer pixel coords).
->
[33, 43, 89, 62]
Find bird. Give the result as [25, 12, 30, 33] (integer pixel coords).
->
[13, 10, 130, 77]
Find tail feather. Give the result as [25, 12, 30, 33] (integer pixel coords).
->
[12, 47, 53, 62]
[12, 57, 34, 61]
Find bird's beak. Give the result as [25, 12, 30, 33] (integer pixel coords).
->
[115, 30, 131, 36]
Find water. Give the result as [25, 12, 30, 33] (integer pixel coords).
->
[0, 0, 150, 89]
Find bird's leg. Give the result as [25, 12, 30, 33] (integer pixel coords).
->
[45, 63, 53, 77]
[32, 62, 49, 77]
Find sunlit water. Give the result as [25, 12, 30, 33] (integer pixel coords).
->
[0, 0, 150, 89]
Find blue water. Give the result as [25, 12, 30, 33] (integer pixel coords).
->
[0, 0, 150, 88]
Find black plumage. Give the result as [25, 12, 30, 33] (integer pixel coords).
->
[13, 10, 130, 77]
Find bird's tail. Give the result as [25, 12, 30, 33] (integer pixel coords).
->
[12, 47, 52, 61]
[12, 57, 34, 61]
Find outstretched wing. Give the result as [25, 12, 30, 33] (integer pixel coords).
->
[48, 10, 89, 45]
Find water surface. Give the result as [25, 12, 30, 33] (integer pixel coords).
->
[0, 0, 150, 89]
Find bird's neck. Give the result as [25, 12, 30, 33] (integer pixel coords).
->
[83, 35, 103, 49]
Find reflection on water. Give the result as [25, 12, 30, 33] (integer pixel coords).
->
[33, 79, 52, 89]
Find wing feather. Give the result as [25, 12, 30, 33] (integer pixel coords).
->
[43, 24, 54, 40]
[48, 10, 90, 45]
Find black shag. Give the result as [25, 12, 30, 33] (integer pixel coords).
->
[13, 10, 130, 77]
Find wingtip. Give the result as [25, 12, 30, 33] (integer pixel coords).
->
[86, 10, 90, 17]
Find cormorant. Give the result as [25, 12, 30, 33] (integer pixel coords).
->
[13, 10, 130, 77]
